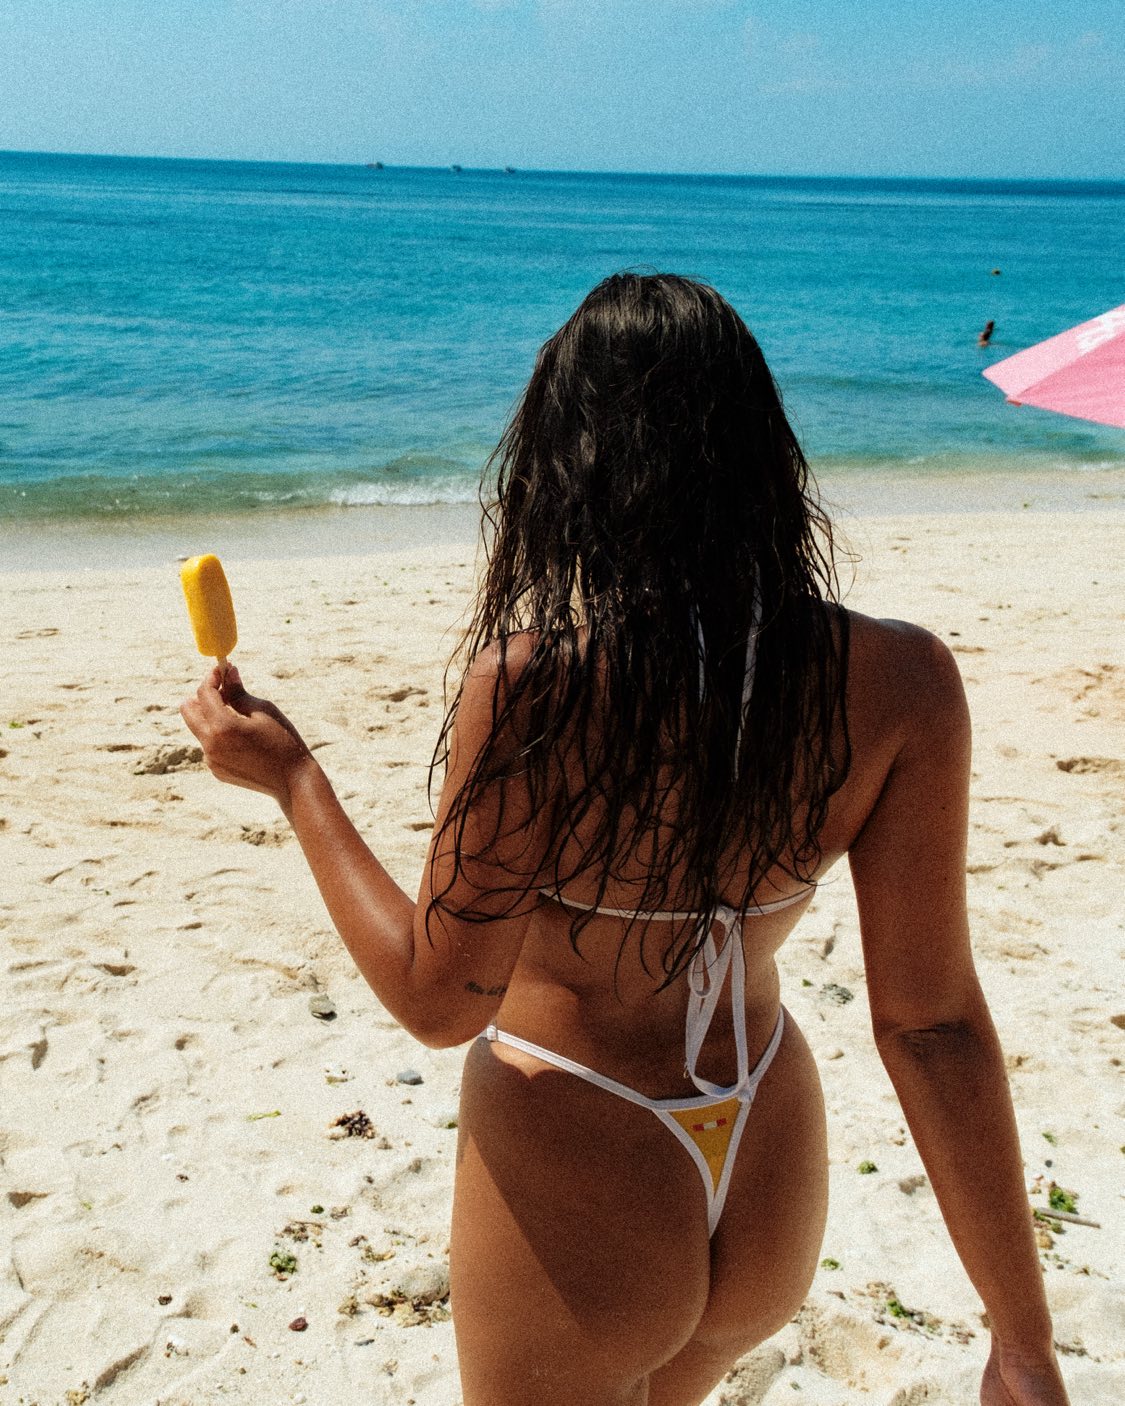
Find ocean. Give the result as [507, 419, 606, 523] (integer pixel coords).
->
[1, 151, 1123, 526]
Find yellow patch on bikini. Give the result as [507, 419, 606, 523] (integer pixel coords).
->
[668, 1097, 742, 1192]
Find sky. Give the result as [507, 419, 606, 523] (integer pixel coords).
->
[2, 0, 1122, 179]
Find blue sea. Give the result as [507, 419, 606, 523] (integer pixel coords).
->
[1, 150, 1123, 524]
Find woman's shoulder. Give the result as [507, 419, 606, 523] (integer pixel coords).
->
[456, 632, 544, 741]
[465, 630, 539, 681]
[841, 607, 967, 737]
[844, 606, 955, 664]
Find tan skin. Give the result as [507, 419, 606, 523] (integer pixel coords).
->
[182, 608, 1069, 1406]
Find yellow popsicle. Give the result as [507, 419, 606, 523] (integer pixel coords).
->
[180, 553, 238, 664]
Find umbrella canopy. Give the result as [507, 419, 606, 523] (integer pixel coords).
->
[982, 304, 1125, 429]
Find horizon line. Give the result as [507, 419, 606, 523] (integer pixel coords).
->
[2, 147, 1123, 188]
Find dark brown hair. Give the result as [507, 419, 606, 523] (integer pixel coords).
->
[428, 272, 849, 986]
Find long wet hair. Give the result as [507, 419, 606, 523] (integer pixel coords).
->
[427, 273, 850, 986]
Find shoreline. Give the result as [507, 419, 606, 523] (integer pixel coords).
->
[3, 464, 1124, 574]
[0, 501, 484, 574]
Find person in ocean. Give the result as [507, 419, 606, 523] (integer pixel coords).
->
[182, 273, 1070, 1406]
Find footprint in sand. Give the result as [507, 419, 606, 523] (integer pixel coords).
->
[376, 685, 429, 705]
[1055, 662, 1123, 710]
[717, 1345, 786, 1402]
[132, 744, 204, 775]
[7, 1191, 49, 1208]
[42, 856, 110, 886]
[239, 823, 291, 847]
[1056, 756, 1124, 776]
[91, 1343, 151, 1392]
[888, 1385, 950, 1406]
[92, 961, 138, 977]
[789, 1298, 904, 1390]
[201, 823, 291, 847]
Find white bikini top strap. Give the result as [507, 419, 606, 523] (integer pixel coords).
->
[684, 904, 750, 1097]
[737, 573, 763, 770]
[538, 891, 700, 923]
[747, 887, 814, 915]
[692, 566, 762, 780]
[541, 886, 812, 920]
[729, 913, 749, 1087]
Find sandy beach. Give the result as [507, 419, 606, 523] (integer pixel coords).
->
[2, 500, 1123, 1405]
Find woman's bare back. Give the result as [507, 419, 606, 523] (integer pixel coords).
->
[484, 608, 939, 1090]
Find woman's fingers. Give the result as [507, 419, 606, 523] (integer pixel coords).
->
[179, 693, 206, 738]
[190, 667, 259, 729]
[186, 679, 244, 740]
[180, 668, 311, 803]
[218, 663, 251, 709]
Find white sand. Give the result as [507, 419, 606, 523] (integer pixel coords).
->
[1, 507, 1122, 1404]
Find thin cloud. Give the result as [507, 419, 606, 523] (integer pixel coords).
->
[743, 18, 849, 95]
[908, 29, 1115, 90]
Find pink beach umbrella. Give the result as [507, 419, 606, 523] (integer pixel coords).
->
[982, 304, 1125, 429]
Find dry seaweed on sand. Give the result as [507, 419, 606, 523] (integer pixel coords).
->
[329, 1109, 378, 1139]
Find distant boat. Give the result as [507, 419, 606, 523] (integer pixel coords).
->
[504, 165, 516, 174]
[450, 164, 463, 173]
[364, 161, 384, 170]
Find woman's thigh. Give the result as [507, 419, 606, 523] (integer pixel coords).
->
[450, 1039, 711, 1406]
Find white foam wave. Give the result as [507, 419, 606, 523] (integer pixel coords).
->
[326, 477, 479, 507]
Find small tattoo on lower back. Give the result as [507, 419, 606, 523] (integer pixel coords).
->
[465, 981, 507, 998]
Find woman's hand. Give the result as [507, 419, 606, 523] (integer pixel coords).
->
[981, 1339, 1070, 1405]
[180, 664, 315, 812]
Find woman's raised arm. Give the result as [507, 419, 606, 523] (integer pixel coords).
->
[847, 629, 1069, 1406]
[181, 648, 543, 1049]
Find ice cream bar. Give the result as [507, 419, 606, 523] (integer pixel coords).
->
[180, 553, 238, 663]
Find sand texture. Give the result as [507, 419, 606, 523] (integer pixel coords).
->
[1, 511, 1122, 1405]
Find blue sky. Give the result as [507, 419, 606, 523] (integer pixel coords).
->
[2, 0, 1122, 177]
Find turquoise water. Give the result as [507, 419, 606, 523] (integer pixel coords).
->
[1, 151, 1123, 522]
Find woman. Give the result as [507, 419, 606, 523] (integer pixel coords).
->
[182, 274, 1069, 1406]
